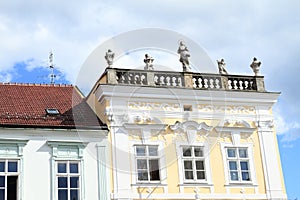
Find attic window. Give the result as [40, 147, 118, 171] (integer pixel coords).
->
[183, 105, 192, 111]
[45, 108, 60, 115]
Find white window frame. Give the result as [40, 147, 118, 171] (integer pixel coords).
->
[135, 145, 160, 183]
[181, 146, 206, 182]
[176, 142, 212, 185]
[220, 143, 257, 185]
[56, 160, 81, 200]
[0, 139, 27, 200]
[48, 141, 86, 200]
[0, 159, 20, 200]
[130, 140, 167, 185]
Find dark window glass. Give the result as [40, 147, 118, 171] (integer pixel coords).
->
[0, 176, 5, 187]
[70, 189, 79, 200]
[197, 171, 205, 180]
[184, 171, 193, 179]
[182, 147, 192, 157]
[0, 189, 4, 200]
[229, 161, 237, 170]
[70, 177, 79, 188]
[240, 162, 249, 170]
[137, 159, 147, 170]
[148, 146, 158, 156]
[0, 162, 5, 172]
[194, 147, 203, 157]
[136, 146, 146, 156]
[8, 162, 17, 172]
[70, 163, 78, 174]
[58, 189, 68, 200]
[239, 148, 248, 158]
[58, 163, 67, 173]
[196, 161, 204, 170]
[138, 171, 148, 181]
[227, 149, 236, 157]
[58, 177, 68, 188]
[184, 161, 193, 169]
[242, 172, 250, 181]
[230, 171, 239, 181]
[149, 160, 160, 181]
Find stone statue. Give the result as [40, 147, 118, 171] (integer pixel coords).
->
[144, 54, 154, 70]
[250, 57, 261, 76]
[105, 49, 115, 68]
[217, 59, 228, 75]
[177, 41, 191, 72]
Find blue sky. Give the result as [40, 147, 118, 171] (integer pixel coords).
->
[0, 1, 299, 198]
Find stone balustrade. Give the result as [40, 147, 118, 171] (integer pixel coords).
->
[105, 68, 265, 92]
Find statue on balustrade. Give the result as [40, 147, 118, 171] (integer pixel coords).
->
[250, 57, 261, 76]
[177, 41, 191, 72]
[217, 59, 228, 75]
[144, 54, 154, 70]
[105, 49, 115, 68]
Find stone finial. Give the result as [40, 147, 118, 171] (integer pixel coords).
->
[250, 57, 261, 76]
[144, 54, 154, 70]
[217, 59, 228, 75]
[177, 41, 191, 72]
[104, 49, 115, 68]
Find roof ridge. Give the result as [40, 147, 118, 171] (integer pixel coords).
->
[0, 82, 73, 87]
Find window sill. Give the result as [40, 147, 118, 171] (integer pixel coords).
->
[132, 183, 167, 187]
[179, 183, 214, 186]
[225, 182, 258, 187]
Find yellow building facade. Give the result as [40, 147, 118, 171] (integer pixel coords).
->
[87, 65, 287, 199]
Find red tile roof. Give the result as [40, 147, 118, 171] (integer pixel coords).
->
[0, 83, 106, 129]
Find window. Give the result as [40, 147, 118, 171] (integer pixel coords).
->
[45, 108, 60, 115]
[0, 160, 19, 200]
[226, 147, 251, 182]
[181, 146, 206, 181]
[57, 161, 80, 200]
[135, 145, 160, 182]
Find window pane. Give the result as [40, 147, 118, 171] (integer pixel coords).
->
[0, 162, 4, 172]
[148, 146, 158, 156]
[0, 189, 4, 200]
[136, 146, 146, 156]
[240, 161, 249, 170]
[70, 189, 79, 200]
[8, 162, 17, 172]
[149, 160, 160, 181]
[196, 161, 204, 170]
[242, 172, 251, 181]
[184, 161, 193, 170]
[239, 148, 248, 158]
[138, 171, 148, 181]
[137, 159, 148, 170]
[229, 161, 237, 170]
[58, 177, 68, 188]
[230, 171, 239, 181]
[58, 189, 68, 200]
[182, 147, 192, 157]
[194, 147, 203, 157]
[227, 149, 236, 157]
[196, 171, 205, 180]
[70, 177, 79, 188]
[184, 171, 193, 179]
[58, 163, 67, 173]
[70, 163, 79, 174]
[0, 176, 4, 187]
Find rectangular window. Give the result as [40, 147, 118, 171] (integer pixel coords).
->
[182, 146, 206, 181]
[0, 160, 19, 200]
[135, 145, 160, 182]
[57, 161, 80, 200]
[226, 147, 251, 182]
